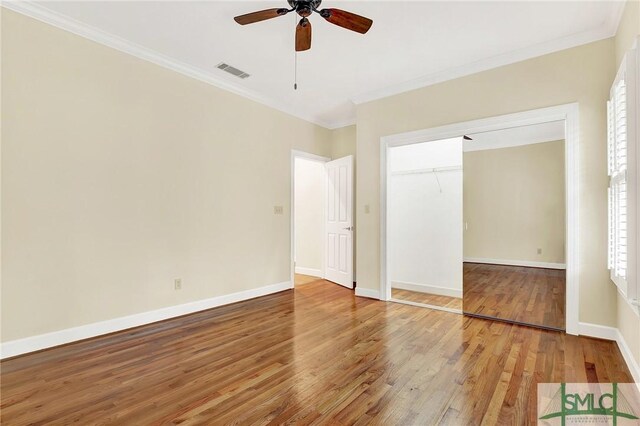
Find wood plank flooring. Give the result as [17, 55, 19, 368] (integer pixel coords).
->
[1, 279, 629, 425]
[464, 263, 566, 330]
[295, 274, 324, 286]
[391, 288, 463, 310]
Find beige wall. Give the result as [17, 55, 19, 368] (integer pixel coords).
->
[356, 38, 617, 326]
[330, 125, 356, 159]
[294, 158, 324, 273]
[615, 0, 640, 373]
[1, 10, 332, 342]
[463, 140, 565, 264]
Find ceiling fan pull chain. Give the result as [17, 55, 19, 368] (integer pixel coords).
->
[293, 12, 298, 90]
[294, 50, 298, 90]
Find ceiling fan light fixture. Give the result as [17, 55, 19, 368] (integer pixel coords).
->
[233, 0, 373, 51]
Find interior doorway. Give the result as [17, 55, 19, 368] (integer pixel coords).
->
[292, 151, 329, 287]
[290, 151, 354, 289]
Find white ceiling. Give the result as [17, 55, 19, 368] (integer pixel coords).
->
[7, 1, 625, 128]
[465, 120, 565, 152]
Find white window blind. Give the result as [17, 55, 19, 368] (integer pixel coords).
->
[608, 78, 628, 291]
[608, 42, 639, 306]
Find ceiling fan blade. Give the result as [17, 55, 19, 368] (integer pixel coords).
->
[234, 8, 289, 25]
[296, 18, 311, 52]
[318, 8, 373, 34]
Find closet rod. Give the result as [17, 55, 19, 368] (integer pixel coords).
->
[390, 165, 462, 176]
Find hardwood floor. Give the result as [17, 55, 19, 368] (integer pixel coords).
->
[391, 288, 463, 310]
[464, 263, 566, 330]
[295, 273, 324, 286]
[1, 280, 629, 425]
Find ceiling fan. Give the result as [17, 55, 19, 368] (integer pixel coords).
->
[234, 0, 373, 52]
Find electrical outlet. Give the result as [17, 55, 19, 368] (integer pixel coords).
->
[537, 248, 542, 255]
[274, 206, 284, 215]
[174, 278, 182, 290]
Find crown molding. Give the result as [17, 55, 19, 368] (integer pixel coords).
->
[326, 117, 356, 130]
[1, 0, 340, 129]
[3, 1, 627, 127]
[352, 11, 623, 105]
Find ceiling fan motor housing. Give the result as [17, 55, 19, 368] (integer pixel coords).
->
[235, 0, 372, 53]
[288, 0, 322, 17]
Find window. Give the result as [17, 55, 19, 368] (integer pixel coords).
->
[608, 77, 628, 291]
[608, 44, 638, 305]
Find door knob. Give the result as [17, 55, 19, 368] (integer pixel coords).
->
[343, 226, 354, 231]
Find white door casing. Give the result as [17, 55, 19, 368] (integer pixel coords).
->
[379, 103, 579, 335]
[325, 155, 354, 288]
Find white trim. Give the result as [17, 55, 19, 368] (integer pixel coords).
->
[0, 1, 340, 129]
[616, 329, 640, 384]
[291, 150, 331, 164]
[0, 280, 291, 359]
[463, 257, 566, 270]
[327, 117, 357, 130]
[380, 103, 580, 335]
[391, 281, 462, 299]
[290, 150, 330, 289]
[389, 298, 462, 315]
[578, 322, 619, 341]
[294, 267, 323, 278]
[606, 0, 628, 41]
[352, 20, 622, 105]
[578, 322, 640, 384]
[355, 287, 380, 300]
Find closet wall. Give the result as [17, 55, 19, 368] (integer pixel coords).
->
[388, 138, 463, 297]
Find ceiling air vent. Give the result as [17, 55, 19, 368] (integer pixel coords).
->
[216, 63, 250, 79]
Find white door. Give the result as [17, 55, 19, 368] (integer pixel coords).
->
[325, 155, 354, 288]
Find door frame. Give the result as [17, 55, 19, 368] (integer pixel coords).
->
[379, 103, 580, 335]
[291, 150, 331, 288]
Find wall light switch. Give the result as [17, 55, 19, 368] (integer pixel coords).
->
[274, 206, 284, 215]
[537, 248, 542, 255]
[364, 204, 370, 214]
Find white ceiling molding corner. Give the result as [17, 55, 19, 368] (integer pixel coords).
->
[606, 0, 628, 39]
[327, 117, 357, 130]
[1, 0, 337, 129]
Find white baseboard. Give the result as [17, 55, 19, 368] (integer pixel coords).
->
[579, 321, 640, 383]
[294, 267, 323, 278]
[0, 280, 291, 359]
[463, 257, 566, 270]
[355, 287, 380, 300]
[391, 280, 462, 298]
[616, 329, 640, 384]
[578, 321, 619, 341]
